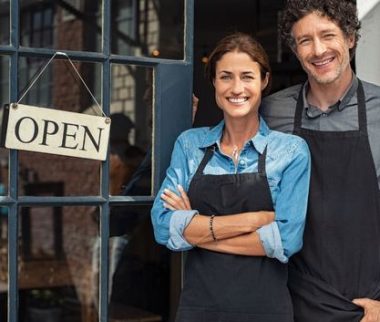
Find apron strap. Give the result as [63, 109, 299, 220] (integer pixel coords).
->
[192, 145, 215, 180]
[294, 84, 305, 132]
[357, 79, 367, 135]
[294, 80, 367, 134]
[258, 145, 268, 177]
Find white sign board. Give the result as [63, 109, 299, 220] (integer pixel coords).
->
[3, 103, 110, 161]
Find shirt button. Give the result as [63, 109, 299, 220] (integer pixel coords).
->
[322, 113, 327, 117]
[239, 160, 245, 166]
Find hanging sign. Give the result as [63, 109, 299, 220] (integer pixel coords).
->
[1, 103, 110, 161]
[0, 52, 111, 161]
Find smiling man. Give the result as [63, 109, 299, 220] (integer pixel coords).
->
[260, 0, 380, 321]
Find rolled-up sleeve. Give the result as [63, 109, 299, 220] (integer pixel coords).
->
[275, 139, 311, 260]
[257, 222, 287, 263]
[258, 138, 310, 263]
[151, 135, 197, 251]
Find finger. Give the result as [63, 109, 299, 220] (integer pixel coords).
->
[353, 298, 370, 308]
[177, 185, 191, 209]
[163, 202, 176, 211]
[161, 192, 184, 209]
[162, 189, 187, 209]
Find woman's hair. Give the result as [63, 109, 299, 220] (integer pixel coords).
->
[205, 32, 272, 96]
[280, 0, 361, 59]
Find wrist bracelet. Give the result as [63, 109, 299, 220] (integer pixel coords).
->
[209, 214, 217, 242]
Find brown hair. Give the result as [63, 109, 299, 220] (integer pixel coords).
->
[205, 32, 272, 96]
[280, 0, 361, 59]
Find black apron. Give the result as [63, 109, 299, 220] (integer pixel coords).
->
[290, 80, 380, 322]
[176, 145, 293, 322]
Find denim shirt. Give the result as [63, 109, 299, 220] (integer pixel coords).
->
[151, 117, 311, 263]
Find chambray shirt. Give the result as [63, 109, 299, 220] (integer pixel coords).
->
[151, 117, 311, 263]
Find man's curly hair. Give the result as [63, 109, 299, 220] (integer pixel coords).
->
[280, 0, 361, 59]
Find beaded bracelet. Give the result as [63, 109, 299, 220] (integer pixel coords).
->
[209, 214, 217, 242]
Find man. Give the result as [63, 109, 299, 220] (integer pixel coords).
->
[260, 0, 380, 321]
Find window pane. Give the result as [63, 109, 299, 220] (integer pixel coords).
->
[19, 206, 99, 322]
[0, 55, 9, 196]
[20, 0, 101, 52]
[108, 205, 180, 321]
[0, 1, 9, 45]
[111, 0, 184, 59]
[0, 55, 9, 107]
[110, 64, 152, 196]
[0, 152, 8, 196]
[0, 212, 7, 321]
[17, 57, 102, 196]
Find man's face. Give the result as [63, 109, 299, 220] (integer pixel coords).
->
[291, 12, 355, 86]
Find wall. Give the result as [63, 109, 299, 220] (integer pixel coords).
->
[356, 0, 380, 86]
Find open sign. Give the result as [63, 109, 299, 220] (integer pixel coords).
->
[1, 103, 111, 161]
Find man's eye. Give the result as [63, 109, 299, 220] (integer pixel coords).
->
[299, 39, 310, 45]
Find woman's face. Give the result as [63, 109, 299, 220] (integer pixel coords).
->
[213, 51, 268, 121]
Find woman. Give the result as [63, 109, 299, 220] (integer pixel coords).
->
[151, 32, 311, 322]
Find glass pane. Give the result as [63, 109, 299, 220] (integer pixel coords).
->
[0, 54, 9, 107]
[0, 55, 9, 196]
[108, 205, 180, 322]
[0, 1, 9, 45]
[0, 211, 7, 321]
[0, 153, 7, 196]
[110, 64, 152, 196]
[111, 0, 184, 59]
[20, 0, 101, 52]
[17, 57, 102, 196]
[19, 206, 99, 322]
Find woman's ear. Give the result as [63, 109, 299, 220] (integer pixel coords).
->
[261, 72, 269, 91]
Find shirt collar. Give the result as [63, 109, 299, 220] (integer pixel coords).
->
[302, 74, 358, 118]
[199, 117, 270, 155]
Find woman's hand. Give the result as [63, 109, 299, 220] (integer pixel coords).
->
[161, 185, 192, 211]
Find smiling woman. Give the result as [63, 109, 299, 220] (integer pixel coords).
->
[151, 32, 311, 322]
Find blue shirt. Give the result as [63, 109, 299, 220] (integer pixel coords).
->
[151, 117, 311, 263]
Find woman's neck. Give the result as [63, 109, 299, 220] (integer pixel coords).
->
[222, 115, 260, 149]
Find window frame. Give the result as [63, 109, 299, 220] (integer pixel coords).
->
[0, 0, 194, 321]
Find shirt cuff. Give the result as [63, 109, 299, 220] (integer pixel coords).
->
[168, 210, 198, 251]
[257, 223, 288, 263]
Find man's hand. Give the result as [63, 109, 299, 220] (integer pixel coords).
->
[353, 298, 380, 322]
[192, 94, 199, 123]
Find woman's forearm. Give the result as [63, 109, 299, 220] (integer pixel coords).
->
[199, 231, 266, 256]
[183, 211, 274, 246]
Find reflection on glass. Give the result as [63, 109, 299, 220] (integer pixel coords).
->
[111, 0, 184, 59]
[0, 55, 10, 128]
[19, 206, 99, 322]
[108, 205, 179, 322]
[0, 2, 9, 45]
[17, 57, 102, 196]
[110, 65, 153, 196]
[0, 211, 7, 321]
[19, 152, 100, 197]
[0, 150, 7, 196]
[20, 0, 101, 52]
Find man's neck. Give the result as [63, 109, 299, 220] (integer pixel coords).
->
[307, 71, 353, 111]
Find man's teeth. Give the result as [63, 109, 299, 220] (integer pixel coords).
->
[314, 58, 333, 66]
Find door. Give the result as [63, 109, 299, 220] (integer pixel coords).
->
[0, 1, 194, 321]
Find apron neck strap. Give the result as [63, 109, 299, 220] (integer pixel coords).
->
[294, 79, 367, 133]
[258, 145, 268, 177]
[193, 145, 215, 179]
[194, 143, 268, 178]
